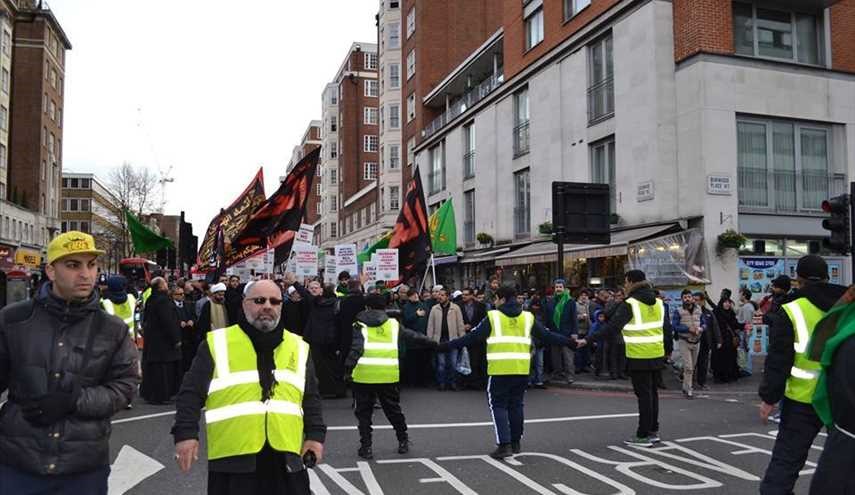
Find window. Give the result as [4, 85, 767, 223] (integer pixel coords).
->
[407, 93, 415, 122]
[0, 106, 6, 131]
[81, 178, 91, 189]
[356, 210, 362, 229]
[564, 0, 591, 20]
[330, 116, 337, 132]
[588, 34, 614, 124]
[365, 80, 379, 97]
[525, 8, 544, 50]
[69, 198, 79, 211]
[369, 203, 376, 224]
[389, 22, 401, 49]
[81, 199, 90, 211]
[70, 178, 79, 188]
[329, 142, 338, 159]
[389, 144, 400, 169]
[514, 169, 531, 238]
[1, 68, 8, 94]
[389, 104, 400, 129]
[463, 123, 476, 179]
[330, 89, 338, 105]
[390, 186, 400, 210]
[407, 137, 415, 166]
[330, 195, 338, 212]
[1, 30, 9, 56]
[406, 50, 415, 80]
[428, 142, 445, 194]
[80, 222, 89, 234]
[733, 2, 824, 65]
[316, 202, 322, 215]
[364, 52, 378, 71]
[316, 183, 322, 195]
[363, 162, 378, 180]
[464, 189, 476, 245]
[406, 7, 416, 38]
[590, 137, 617, 213]
[513, 88, 530, 157]
[0, 145, 6, 171]
[49, 100, 56, 121]
[364, 135, 379, 152]
[48, 133, 55, 157]
[364, 107, 379, 125]
[389, 63, 400, 89]
[737, 118, 836, 212]
[329, 167, 338, 184]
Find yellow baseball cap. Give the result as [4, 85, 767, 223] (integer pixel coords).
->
[47, 231, 106, 264]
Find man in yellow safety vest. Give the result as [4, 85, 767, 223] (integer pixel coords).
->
[758, 255, 845, 494]
[439, 285, 585, 459]
[344, 293, 437, 460]
[100, 275, 137, 340]
[172, 280, 326, 495]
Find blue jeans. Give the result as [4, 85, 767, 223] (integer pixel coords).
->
[488, 375, 529, 444]
[435, 348, 459, 385]
[529, 348, 544, 385]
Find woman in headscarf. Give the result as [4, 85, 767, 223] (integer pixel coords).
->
[712, 298, 741, 383]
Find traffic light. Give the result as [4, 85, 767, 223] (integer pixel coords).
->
[822, 194, 851, 254]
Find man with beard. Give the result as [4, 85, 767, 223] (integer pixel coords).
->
[0, 232, 138, 493]
[198, 283, 235, 334]
[140, 277, 183, 404]
[173, 280, 325, 495]
[459, 287, 488, 389]
[224, 275, 244, 324]
[672, 289, 704, 399]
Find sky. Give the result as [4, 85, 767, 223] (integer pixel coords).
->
[49, 0, 378, 233]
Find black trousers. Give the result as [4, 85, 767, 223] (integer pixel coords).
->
[311, 344, 345, 397]
[609, 341, 626, 377]
[810, 425, 855, 494]
[696, 338, 710, 386]
[465, 342, 488, 389]
[0, 464, 108, 495]
[629, 369, 659, 438]
[761, 398, 823, 495]
[352, 383, 408, 443]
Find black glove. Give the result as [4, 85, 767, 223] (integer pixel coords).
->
[22, 382, 81, 426]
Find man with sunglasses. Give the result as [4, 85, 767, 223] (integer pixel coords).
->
[173, 280, 325, 495]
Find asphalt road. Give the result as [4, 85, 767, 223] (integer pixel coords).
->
[107, 383, 822, 494]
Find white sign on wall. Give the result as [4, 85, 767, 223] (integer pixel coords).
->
[637, 180, 655, 202]
[707, 174, 732, 195]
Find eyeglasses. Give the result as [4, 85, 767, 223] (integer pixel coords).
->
[249, 297, 283, 306]
[174, 293, 185, 297]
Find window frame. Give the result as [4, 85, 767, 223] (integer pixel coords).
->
[406, 50, 416, 80]
[364, 107, 379, 125]
[589, 136, 617, 214]
[513, 169, 531, 238]
[364, 135, 379, 153]
[564, 0, 591, 22]
[524, 7, 544, 51]
[732, 1, 826, 66]
[365, 80, 379, 97]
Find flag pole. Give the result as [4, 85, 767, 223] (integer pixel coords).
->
[418, 254, 433, 294]
[431, 253, 437, 287]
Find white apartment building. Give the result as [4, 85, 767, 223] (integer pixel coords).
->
[377, 0, 403, 237]
[414, 0, 855, 296]
[319, 83, 340, 250]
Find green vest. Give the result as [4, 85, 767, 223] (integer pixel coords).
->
[810, 301, 855, 427]
[782, 298, 824, 404]
[141, 287, 152, 306]
[101, 294, 137, 336]
[622, 297, 665, 360]
[204, 325, 308, 460]
[486, 310, 533, 376]
[351, 319, 400, 384]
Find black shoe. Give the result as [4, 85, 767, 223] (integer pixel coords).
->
[437, 384, 446, 391]
[358, 444, 373, 460]
[449, 383, 459, 391]
[398, 439, 410, 454]
[489, 444, 513, 459]
[511, 441, 521, 454]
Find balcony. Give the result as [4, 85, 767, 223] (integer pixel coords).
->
[463, 150, 476, 179]
[587, 76, 614, 125]
[738, 168, 846, 213]
[423, 73, 504, 140]
[513, 121, 530, 158]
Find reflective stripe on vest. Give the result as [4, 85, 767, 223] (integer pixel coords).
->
[351, 319, 400, 384]
[622, 298, 665, 359]
[486, 310, 533, 376]
[101, 295, 137, 336]
[782, 298, 824, 404]
[204, 325, 308, 459]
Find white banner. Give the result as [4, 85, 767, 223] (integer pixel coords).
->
[363, 261, 377, 287]
[334, 244, 359, 278]
[294, 245, 319, 277]
[296, 223, 314, 245]
[323, 255, 337, 285]
[375, 249, 399, 281]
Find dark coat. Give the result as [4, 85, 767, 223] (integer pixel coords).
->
[0, 283, 139, 475]
[344, 309, 436, 374]
[282, 299, 306, 336]
[197, 300, 235, 335]
[142, 290, 182, 363]
[402, 301, 429, 335]
[543, 294, 578, 336]
[759, 282, 846, 405]
[171, 325, 325, 473]
[459, 300, 487, 329]
[337, 293, 366, 351]
[296, 284, 339, 346]
[591, 282, 664, 371]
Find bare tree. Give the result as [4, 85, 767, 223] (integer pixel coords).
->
[108, 162, 160, 257]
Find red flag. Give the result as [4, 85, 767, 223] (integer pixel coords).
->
[196, 168, 266, 271]
[233, 148, 319, 251]
[389, 168, 432, 279]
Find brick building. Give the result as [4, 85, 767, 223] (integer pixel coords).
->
[60, 172, 123, 271]
[410, 0, 855, 295]
[285, 120, 322, 235]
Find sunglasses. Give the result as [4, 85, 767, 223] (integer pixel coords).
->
[249, 297, 283, 306]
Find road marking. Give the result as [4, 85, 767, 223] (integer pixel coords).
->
[633, 441, 759, 481]
[437, 455, 557, 495]
[378, 458, 478, 495]
[107, 445, 164, 495]
[572, 446, 722, 490]
[327, 412, 638, 431]
[112, 410, 176, 424]
[509, 452, 636, 495]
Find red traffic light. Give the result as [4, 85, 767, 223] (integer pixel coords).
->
[822, 194, 849, 213]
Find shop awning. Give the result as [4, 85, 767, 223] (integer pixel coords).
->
[433, 255, 459, 266]
[494, 223, 680, 267]
[459, 247, 511, 264]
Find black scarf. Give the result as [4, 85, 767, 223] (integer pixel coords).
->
[239, 316, 284, 401]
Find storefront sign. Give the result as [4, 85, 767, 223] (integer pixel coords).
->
[627, 229, 709, 287]
[707, 174, 732, 195]
[636, 180, 654, 202]
[15, 249, 41, 268]
[0, 244, 15, 270]
[738, 256, 844, 299]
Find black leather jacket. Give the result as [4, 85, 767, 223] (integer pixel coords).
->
[0, 283, 140, 475]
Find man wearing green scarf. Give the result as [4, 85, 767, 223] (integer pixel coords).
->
[543, 279, 578, 384]
[806, 285, 855, 494]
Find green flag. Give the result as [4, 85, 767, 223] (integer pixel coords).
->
[358, 230, 392, 264]
[429, 199, 457, 255]
[126, 210, 174, 254]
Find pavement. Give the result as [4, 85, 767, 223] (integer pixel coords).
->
[106, 359, 823, 495]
